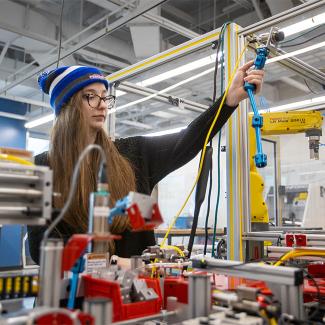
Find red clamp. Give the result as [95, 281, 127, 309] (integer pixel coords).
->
[61, 234, 92, 276]
[285, 234, 294, 247]
[285, 234, 307, 247]
[61, 233, 121, 276]
[35, 310, 94, 325]
[127, 203, 163, 231]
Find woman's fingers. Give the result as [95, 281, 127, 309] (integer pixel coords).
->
[243, 77, 263, 93]
[246, 69, 265, 76]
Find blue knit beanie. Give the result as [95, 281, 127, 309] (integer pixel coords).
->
[38, 66, 109, 116]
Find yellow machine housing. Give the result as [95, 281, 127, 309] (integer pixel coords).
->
[249, 110, 323, 224]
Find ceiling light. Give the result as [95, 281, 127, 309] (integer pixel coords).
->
[144, 126, 186, 137]
[119, 120, 153, 130]
[25, 114, 54, 129]
[281, 12, 325, 38]
[266, 40, 325, 64]
[150, 111, 176, 119]
[114, 53, 218, 97]
[137, 54, 217, 87]
[259, 95, 325, 113]
[116, 90, 126, 96]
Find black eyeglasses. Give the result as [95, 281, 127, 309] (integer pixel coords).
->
[82, 93, 116, 109]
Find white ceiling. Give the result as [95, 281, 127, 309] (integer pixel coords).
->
[0, 0, 324, 138]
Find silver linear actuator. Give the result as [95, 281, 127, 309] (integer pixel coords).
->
[0, 162, 52, 225]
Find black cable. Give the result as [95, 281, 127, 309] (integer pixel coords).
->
[212, 22, 229, 102]
[202, 22, 230, 256]
[188, 147, 213, 258]
[210, 23, 229, 258]
[56, 0, 65, 68]
[281, 31, 325, 48]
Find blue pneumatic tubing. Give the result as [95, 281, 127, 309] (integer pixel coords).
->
[244, 47, 269, 168]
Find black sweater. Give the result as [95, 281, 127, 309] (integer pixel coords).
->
[28, 96, 237, 264]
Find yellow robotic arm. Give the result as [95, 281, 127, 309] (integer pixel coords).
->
[249, 110, 323, 226]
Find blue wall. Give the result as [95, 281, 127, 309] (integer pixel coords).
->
[0, 98, 27, 268]
[0, 116, 26, 149]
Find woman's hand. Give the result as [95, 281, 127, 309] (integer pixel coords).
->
[226, 60, 265, 107]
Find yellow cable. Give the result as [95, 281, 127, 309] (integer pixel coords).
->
[0, 154, 34, 166]
[269, 318, 277, 325]
[274, 249, 325, 266]
[160, 43, 248, 248]
[162, 245, 185, 257]
[276, 251, 325, 266]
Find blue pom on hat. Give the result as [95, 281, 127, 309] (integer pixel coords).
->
[37, 71, 50, 93]
[38, 66, 109, 116]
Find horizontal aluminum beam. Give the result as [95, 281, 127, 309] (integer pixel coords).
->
[117, 81, 208, 113]
[191, 256, 303, 286]
[238, 0, 325, 36]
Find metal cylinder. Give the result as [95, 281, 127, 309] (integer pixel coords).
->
[38, 238, 63, 307]
[188, 273, 211, 319]
[130, 255, 143, 271]
[89, 191, 110, 253]
[166, 296, 178, 311]
[84, 297, 112, 325]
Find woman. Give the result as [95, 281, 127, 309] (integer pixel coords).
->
[28, 63, 264, 264]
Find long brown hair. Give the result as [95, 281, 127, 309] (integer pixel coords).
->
[49, 91, 136, 243]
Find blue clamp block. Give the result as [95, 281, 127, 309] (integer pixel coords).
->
[255, 153, 267, 168]
[252, 115, 263, 128]
[108, 196, 129, 224]
[254, 47, 268, 69]
[244, 81, 256, 92]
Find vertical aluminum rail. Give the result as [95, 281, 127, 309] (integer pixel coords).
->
[225, 24, 248, 261]
[238, 33, 252, 238]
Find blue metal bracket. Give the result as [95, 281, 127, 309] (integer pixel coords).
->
[67, 256, 85, 309]
[244, 46, 269, 168]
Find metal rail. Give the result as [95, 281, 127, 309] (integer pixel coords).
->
[191, 256, 305, 320]
[118, 81, 208, 113]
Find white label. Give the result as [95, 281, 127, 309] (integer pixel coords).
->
[85, 253, 109, 273]
[94, 206, 110, 217]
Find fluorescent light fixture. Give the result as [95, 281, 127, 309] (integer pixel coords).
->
[259, 95, 325, 113]
[144, 126, 186, 137]
[281, 12, 325, 37]
[116, 90, 126, 97]
[266, 40, 325, 64]
[137, 54, 217, 87]
[111, 66, 215, 113]
[115, 53, 217, 97]
[150, 111, 176, 119]
[119, 120, 153, 130]
[25, 114, 54, 129]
